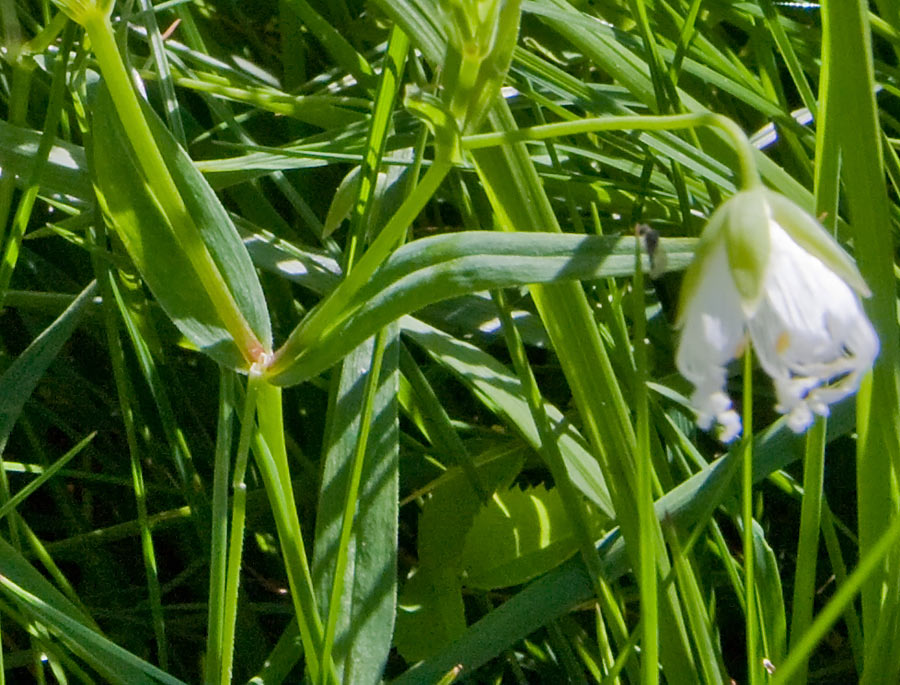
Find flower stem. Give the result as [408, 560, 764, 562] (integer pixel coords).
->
[632, 228, 659, 685]
[462, 111, 759, 190]
[742, 347, 759, 685]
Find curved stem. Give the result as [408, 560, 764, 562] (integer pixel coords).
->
[268, 157, 452, 378]
[462, 111, 759, 190]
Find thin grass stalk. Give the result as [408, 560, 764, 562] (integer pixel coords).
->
[632, 233, 658, 685]
[135, 0, 186, 145]
[205, 371, 235, 685]
[591, 603, 618, 684]
[757, 0, 817, 117]
[108, 276, 207, 535]
[662, 525, 727, 682]
[819, 504, 864, 674]
[463, 112, 758, 186]
[343, 24, 408, 269]
[742, 348, 757, 685]
[17, 518, 99, 628]
[626, 0, 673, 111]
[862, 568, 900, 683]
[597, 575, 637, 683]
[94, 241, 168, 669]
[787, 417, 825, 684]
[0, 433, 93, 521]
[0, 38, 33, 248]
[398, 344, 488, 502]
[218, 371, 260, 684]
[668, 0, 703, 86]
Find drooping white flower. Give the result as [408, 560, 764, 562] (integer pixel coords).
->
[676, 188, 878, 442]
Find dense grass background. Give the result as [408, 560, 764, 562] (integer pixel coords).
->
[1, 0, 899, 682]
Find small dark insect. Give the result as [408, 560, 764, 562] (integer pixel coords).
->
[635, 224, 667, 279]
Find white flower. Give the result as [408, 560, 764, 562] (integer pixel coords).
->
[676, 188, 879, 441]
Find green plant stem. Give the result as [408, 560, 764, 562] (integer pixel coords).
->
[253, 382, 337, 685]
[787, 417, 826, 685]
[742, 348, 758, 685]
[632, 234, 658, 685]
[462, 112, 759, 190]
[267, 157, 452, 378]
[80, 10, 266, 364]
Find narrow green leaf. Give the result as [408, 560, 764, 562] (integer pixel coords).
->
[0, 280, 97, 452]
[267, 232, 695, 386]
[0, 537, 185, 685]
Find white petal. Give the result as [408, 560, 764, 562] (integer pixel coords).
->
[676, 241, 746, 439]
[748, 220, 878, 432]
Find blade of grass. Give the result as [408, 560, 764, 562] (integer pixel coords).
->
[94, 229, 168, 669]
[820, 0, 900, 658]
[0, 279, 98, 453]
[219, 370, 261, 684]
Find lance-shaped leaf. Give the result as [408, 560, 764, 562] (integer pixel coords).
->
[266, 232, 695, 386]
[88, 81, 271, 371]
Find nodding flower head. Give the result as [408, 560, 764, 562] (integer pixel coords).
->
[676, 187, 878, 442]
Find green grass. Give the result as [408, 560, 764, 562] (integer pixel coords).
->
[0, 0, 898, 682]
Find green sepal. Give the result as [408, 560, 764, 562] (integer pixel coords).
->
[724, 188, 771, 309]
[764, 189, 871, 296]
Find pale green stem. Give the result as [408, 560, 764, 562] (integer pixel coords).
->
[632, 234, 658, 685]
[462, 112, 760, 190]
[267, 157, 452, 378]
[787, 417, 826, 685]
[253, 382, 338, 685]
[218, 371, 261, 684]
[205, 370, 233, 685]
[742, 348, 758, 685]
[81, 10, 266, 364]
